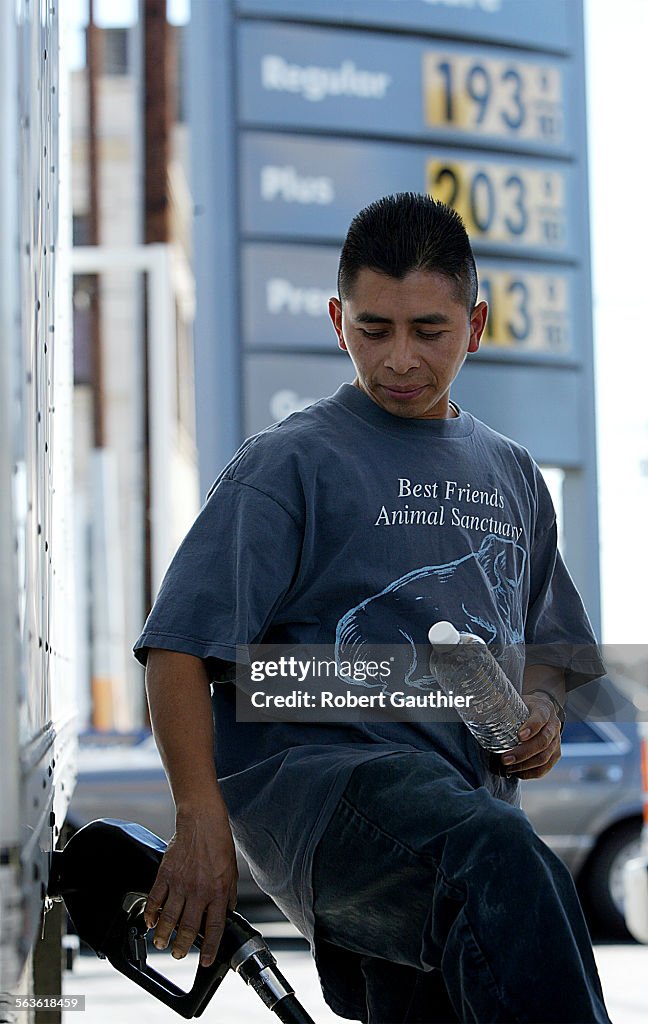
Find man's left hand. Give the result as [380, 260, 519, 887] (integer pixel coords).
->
[498, 692, 562, 780]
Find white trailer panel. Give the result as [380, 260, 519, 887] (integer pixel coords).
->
[0, 0, 76, 995]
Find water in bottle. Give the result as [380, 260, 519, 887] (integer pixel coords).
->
[428, 620, 528, 753]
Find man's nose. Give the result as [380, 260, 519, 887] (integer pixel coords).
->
[384, 336, 420, 374]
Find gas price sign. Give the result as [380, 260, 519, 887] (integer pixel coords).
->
[423, 51, 564, 146]
[426, 157, 566, 248]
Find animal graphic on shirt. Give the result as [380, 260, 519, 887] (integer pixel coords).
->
[335, 535, 526, 690]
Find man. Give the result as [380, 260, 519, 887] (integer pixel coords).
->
[134, 194, 611, 1023]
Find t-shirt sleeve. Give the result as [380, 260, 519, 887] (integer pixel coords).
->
[524, 474, 605, 691]
[133, 478, 302, 667]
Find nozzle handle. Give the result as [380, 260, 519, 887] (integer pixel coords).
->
[50, 819, 316, 1020]
[107, 942, 229, 1019]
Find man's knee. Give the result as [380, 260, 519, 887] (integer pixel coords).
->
[446, 794, 575, 905]
[435, 792, 546, 875]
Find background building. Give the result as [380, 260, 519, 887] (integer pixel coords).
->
[70, 7, 198, 729]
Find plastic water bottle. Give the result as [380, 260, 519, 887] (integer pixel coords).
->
[427, 621, 529, 753]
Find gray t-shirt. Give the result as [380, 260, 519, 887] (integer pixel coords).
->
[133, 383, 602, 937]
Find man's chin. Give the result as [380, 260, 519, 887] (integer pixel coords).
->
[373, 386, 446, 419]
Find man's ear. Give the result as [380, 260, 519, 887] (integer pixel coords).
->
[468, 300, 488, 353]
[329, 297, 347, 351]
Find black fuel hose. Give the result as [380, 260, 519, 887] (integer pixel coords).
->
[273, 992, 317, 1024]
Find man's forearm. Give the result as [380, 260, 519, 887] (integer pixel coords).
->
[143, 648, 238, 966]
[145, 648, 224, 814]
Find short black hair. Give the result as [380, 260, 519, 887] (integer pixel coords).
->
[337, 192, 478, 310]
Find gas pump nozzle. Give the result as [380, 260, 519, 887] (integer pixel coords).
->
[48, 819, 314, 1022]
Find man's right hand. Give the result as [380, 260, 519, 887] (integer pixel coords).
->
[144, 800, 238, 967]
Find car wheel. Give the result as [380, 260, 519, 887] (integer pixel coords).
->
[582, 819, 643, 938]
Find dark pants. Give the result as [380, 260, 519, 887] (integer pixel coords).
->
[312, 752, 611, 1024]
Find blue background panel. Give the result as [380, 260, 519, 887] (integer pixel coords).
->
[242, 242, 339, 350]
[244, 352, 351, 435]
[238, 22, 573, 156]
[235, 0, 574, 53]
[453, 360, 583, 466]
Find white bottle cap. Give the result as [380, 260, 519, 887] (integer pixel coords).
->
[428, 621, 461, 647]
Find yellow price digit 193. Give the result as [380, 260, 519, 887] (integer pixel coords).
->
[423, 52, 564, 144]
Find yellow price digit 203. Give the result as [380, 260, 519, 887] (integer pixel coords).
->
[426, 158, 566, 249]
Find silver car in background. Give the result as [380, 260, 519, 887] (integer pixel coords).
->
[521, 676, 642, 937]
